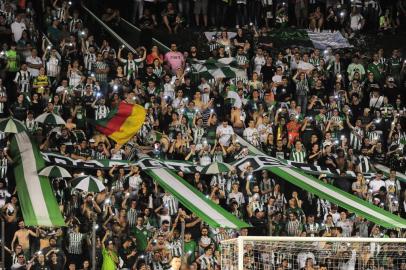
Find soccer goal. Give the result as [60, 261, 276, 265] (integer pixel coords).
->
[220, 236, 406, 270]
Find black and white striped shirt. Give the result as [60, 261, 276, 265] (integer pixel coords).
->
[350, 127, 363, 151]
[25, 118, 38, 133]
[236, 54, 249, 67]
[94, 105, 110, 120]
[199, 255, 218, 270]
[127, 208, 138, 228]
[357, 155, 371, 173]
[14, 70, 31, 93]
[67, 231, 85, 254]
[0, 157, 7, 179]
[95, 61, 108, 83]
[169, 238, 183, 257]
[84, 53, 96, 72]
[0, 89, 6, 113]
[367, 130, 382, 142]
[69, 18, 83, 32]
[290, 149, 307, 163]
[122, 59, 138, 79]
[151, 261, 165, 270]
[162, 194, 178, 216]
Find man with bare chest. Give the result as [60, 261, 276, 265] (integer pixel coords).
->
[11, 220, 38, 257]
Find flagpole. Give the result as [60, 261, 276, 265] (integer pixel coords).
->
[1, 218, 4, 270]
[92, 219, 96, 270]
[180, 220, 185, 259]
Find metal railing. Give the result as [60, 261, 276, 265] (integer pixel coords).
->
[81, 4, 137, 54]
[119, 17, 170, 53]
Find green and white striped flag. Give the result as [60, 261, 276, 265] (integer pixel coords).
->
[190, 57, 247, 81]
[268, 166, 406, 229]
[10, 132, 65, 227]
[146, 168, 249, 229]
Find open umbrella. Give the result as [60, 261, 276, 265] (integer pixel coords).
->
[72, 175, 105, 193]
[200, 162, 234, 174]
[0, 117, 27, 133]
[39, 165, 72, 178]
[35, 113, 66, 126]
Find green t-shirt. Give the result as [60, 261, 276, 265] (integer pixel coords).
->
[185, 108, 197, 126]
[184, 240, 197, 263]
[367, 62, 384, 81]
[102, 248, 118, 270]
[132, 226, 149, 252]
[6, 50, 19, 72]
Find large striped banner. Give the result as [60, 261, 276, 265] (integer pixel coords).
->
[146, 168, 249, 229]
[10, 132, 65, 227]
[268, 167, 406, 229]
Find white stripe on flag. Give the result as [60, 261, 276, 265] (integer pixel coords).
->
[16, 133, 53, 226]
[285, 168, 406, 228]
[151, 168, 236, 228]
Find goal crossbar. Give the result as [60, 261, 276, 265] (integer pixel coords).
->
[222, 236, 406, 243]
[221, 237, 406, 270]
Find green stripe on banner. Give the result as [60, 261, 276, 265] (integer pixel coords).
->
[267, 166, 406, 229]
[221, 67, 236, 78]
[11, 140, 38, 225]
[146, 168, 249, 229]
[10, 132, 65, 227]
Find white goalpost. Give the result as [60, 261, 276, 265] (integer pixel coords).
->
[221, 236, 406, 270]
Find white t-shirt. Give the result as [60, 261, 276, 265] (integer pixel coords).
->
[10, 21, 26, 42]
[128, 175, 143, 191]
[216, 125, 234, 146]
[385, 179, 401, 194]
[297, 252, 316, 269]
[56, 85, 68, 94]
[243, 127, 259, 145]
[254, 55, 266, 74]
[369, 179, 385, 193]
[25, 56, 43, 77]
[228, 191, 245, 206]
[350, 14, 363, 30]
[163, 83, 175, 100]
[257, 123, 273, 143]
[272, 74, 282, 83]
[111, 149, 124, 160]
[297, 61, 314, 71]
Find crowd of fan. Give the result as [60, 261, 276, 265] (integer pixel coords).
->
[123, 0, 406, 36]
[0, 0, 405, 270]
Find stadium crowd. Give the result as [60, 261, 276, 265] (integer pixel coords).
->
[0, 0, 405, 269]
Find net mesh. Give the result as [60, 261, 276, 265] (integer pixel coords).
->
[220, 238, 406, 270]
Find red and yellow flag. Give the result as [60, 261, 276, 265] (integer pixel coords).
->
[95, 102, 146, 145]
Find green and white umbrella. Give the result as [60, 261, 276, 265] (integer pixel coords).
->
[200, 162, 234, 174]
[35, 113, 66, 126]
[72, 175, 105, 193]
[39, 165, 72, 178]
[0, 117, 27, 133]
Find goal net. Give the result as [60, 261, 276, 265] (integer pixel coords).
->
[220, 236, 406, 270]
